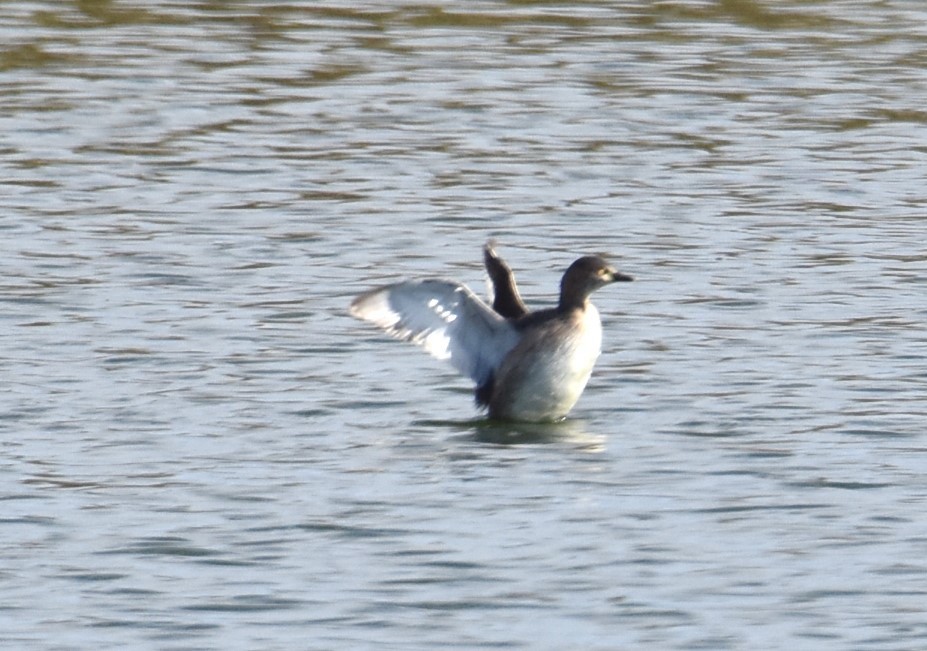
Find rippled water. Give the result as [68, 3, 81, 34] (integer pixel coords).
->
[3, 1, 927, 649]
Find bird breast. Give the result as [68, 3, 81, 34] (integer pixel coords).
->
[490, 304, 603, 422]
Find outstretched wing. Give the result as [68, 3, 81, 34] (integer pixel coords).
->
[350, 279, 520, 387]
[483, 241, 528, 319]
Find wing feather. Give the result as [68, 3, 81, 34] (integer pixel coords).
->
[350, 279, 519, 386]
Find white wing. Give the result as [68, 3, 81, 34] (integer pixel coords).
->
[350, 279, 520, 387]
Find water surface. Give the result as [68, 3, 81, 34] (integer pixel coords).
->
[3, 2, 927, 649]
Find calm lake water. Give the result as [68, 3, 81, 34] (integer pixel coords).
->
[3, 1, 927, 649]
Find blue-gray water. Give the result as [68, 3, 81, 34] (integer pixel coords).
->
[3, 2, 927, 649]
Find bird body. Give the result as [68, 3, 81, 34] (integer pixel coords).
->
[350, 244, 632, 422]
[488, 303, 602, 422]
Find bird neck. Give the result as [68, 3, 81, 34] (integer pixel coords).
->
[558, 290, 589, 313]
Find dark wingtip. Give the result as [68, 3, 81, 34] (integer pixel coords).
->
[483, 241, 529, 319]
[474, 376, 494, 408]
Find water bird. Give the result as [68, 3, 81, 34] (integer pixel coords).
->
[349, 242, 633, 422]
